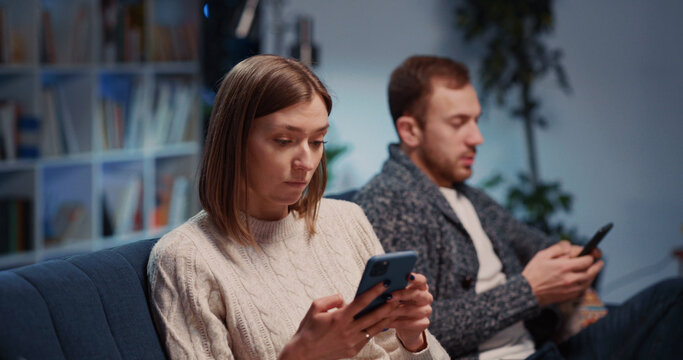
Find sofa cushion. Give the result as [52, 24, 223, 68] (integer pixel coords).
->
[0, 239, 166, 360]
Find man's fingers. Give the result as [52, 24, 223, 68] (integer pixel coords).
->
[587, 259, 604, 278]
[544, 241, 572, 258]
[568, 245, 584, 258]
[564, 255, 595, 272]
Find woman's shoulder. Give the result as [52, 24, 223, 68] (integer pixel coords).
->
[151, 211, 213, 259]
[318, 197, 366, 219]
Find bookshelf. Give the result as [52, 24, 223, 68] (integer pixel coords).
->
[0, 0, 201, 269]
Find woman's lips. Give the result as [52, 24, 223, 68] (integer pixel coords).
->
[285, 181, 308, 188]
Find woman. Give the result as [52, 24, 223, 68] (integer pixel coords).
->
[147, 55, 448, 359]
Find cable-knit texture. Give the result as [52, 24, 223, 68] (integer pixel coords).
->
[147, 198, 449, 360]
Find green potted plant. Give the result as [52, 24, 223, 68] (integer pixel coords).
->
[456, 0, 583, 242]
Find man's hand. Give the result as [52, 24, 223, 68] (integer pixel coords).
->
[522, 241, 604, 306]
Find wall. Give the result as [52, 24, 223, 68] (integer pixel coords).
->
[261, 0, 683, 303]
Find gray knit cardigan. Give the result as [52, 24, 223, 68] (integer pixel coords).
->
[354, 144, 556, 359]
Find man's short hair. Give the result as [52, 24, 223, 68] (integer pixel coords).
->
[388, 55, 470, 128]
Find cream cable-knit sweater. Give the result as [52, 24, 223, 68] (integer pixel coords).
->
[147, 198, 449, 360]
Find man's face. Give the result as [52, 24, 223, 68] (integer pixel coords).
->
[413, 83, 483, 186]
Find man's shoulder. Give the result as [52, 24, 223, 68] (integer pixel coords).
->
[354, 170, 423, 209]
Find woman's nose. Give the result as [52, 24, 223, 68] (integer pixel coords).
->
[292, 144, 316, 171]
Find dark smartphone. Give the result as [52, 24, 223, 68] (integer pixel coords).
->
[578, 222, 613, 257]
[353, 250, 418, 319]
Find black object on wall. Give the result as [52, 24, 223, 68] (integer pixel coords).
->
[201, 0, 260, 92]
[200, 0, 261, 139]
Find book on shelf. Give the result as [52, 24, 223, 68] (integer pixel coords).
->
[0, 198, 33, 255]
[0, 7, 7, 64]
[0, 100, 17, 160]
[103, 1, 145, 63]
[101, 0, 117, 63]
[96, 77, 197, 151]
[98, 79, 198, 151]
[168, 176, 189, 227]
[0, 100, 41, 160]
[41, 10, 57, 64]
[41, 88, 81, 156]
[122, 81, 148, 149]
[152, 174, 173, 228]
[40, 5, 92, 64]
[152, 174, 191, 230]
[56, 86, 80, 153]
[114, 176, 142, 235]
[44, 201, 88, 248]
[102, 175, 143, 236]
[17, 115, 41, 159]
[69, 4, 91, 63]
[149, 82, 172, 147]
[100, 98, 125, 150]
[41, 89, 63, 157]
[147, 82, 196, 147]
[167, 83, 197, 144]
[9, 28, 26, 64]
[152, 22, 198, 62]
[93, 97, 107, 151]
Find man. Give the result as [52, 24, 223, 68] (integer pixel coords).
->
[354, 55, 683, 359]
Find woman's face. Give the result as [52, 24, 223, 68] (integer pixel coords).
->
[245, 95, 329, 220]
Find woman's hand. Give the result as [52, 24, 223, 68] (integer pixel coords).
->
[386, 273, 433, 352]
[279, 281, 398, 360]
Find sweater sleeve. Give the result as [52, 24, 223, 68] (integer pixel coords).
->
[357, 191, 540, 358]
[474, 187, 555, 265]
[148, 232, 234, 360]
[428, 275, 538, 357]
[367, 328, 449, 360]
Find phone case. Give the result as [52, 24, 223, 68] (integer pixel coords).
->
[579, 222, 613, 257]
[354, 250, 418, 319]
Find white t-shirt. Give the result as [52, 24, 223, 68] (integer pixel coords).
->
[440, 187, 535, 360]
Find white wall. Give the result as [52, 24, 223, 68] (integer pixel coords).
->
[261, 0, 683, 303]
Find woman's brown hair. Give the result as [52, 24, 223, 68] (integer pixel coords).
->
[199, 55, 332, 247]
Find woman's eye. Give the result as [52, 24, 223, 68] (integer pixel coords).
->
[310, 140, 328, 148]
[275, 139, 292, 146]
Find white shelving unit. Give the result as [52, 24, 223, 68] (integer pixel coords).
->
[0, 0, 201, 269]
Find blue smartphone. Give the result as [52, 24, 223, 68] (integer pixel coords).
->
[353, 250, 418, 319]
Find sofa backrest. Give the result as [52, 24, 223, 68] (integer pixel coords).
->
[0, 239, 166, 360]
[325, 189, 358, 202]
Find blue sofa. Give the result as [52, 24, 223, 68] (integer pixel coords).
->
[0, 193, 360, 359]
[0, 239, 166, 360]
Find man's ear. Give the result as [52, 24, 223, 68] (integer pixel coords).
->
[396, 115, 422, 148]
